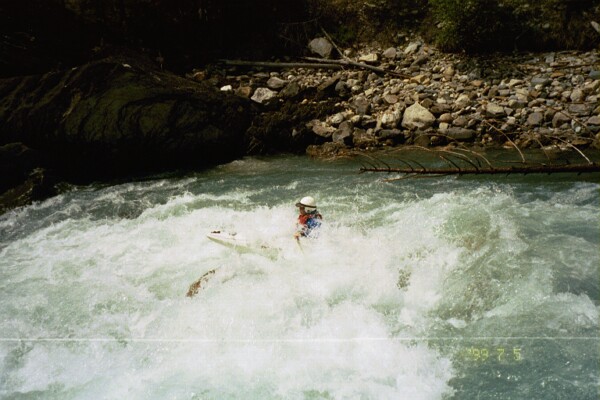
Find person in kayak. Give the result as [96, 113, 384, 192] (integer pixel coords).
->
[294, 196, 322, 239]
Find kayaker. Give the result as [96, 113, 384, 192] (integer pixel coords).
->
[294, 196, 322, 239]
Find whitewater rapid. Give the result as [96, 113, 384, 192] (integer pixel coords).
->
[0, 156, 598, 399]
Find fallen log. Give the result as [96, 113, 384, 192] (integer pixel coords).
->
[219, 59, 343, 70]
[303, 56, 409, 78]
[360, 163, 600, 175]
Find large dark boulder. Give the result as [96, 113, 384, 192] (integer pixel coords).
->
[0, 54, 255, 185]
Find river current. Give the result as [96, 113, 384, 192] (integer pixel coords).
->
[0, 155, 598, 399]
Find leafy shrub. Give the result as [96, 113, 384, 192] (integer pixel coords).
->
[429, 0, 600, 52]
[429, 0, 516, 52]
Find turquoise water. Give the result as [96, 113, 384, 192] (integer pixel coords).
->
[0, 155, 598, 399]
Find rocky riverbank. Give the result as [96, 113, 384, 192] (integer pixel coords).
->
[1, 36, 599, 213]
[198, 37, 600, 158]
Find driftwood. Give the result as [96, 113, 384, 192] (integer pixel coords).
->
[356, 143, 600, 179]
[219, 59, 343, 70]
[303, 57, 409, 78]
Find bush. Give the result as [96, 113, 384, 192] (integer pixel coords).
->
[429, 0, 516, 52]
[429, 0, 600, 53]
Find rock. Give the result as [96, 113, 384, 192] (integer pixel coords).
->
[445, 127, 476, 141]
[327, 113, 346, 126]
[404, 41, 420, 55]
[484, 103, 506, 118]
[352, 96, 370, 115]
[455, 94, 471, 109]
[0, 55, 254, 187]
[235, 86, 253, 98]
[526, 112, 544, 126]
[267, 77, 286, 90]
[352, 128, 378, 148]
[251, 87, 278, 104]
[306, 142, 348, 158]
[379, 103, 404, 128]
[382, 47, 397, 59]
[442, 66, 455, 78]
[430, 103, 452, 115]
[279, 82, 301, 99]
[333, 121, 354, 145]
[531, 77, 550, 87]
[410, 74, 429, 84]
[384, 94, 399, 104]
[401, 102, 435, 130]
[439, 113, 453, 123]
[308, 37, 333, 58]
[377, 129, 403, 141]
[414, 134, 431, 146]
[307, 120, 335, 138]
[570, 88, 585, 102]
[0, 168, 57, 213]
[412, 54, 429, 66]
[0, 143, 44, 193]
[589, 70, 600, 80]
[317, 75, 341, 94]
[359, 53, 379, 63]
[587, 115, 600, 126]
[552, 112, 571, 127]
[568, 104, 592, 116]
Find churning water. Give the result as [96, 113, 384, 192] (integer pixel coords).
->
[0, 155, 598, 399]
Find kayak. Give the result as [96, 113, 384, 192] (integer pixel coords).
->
[206, 231, 280, 258]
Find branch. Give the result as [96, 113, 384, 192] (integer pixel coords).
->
[303, 57, 409, 78]
[360, 163, 600, 175]
[219, 59, 343, 70]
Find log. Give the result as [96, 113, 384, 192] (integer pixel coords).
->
[303, 56, 409, 78]
[219, 59, 343, 70]
[360, 163, 600, 175]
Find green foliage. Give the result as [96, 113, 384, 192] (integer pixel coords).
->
[306, 0, 428, 45]
[429, 0, 515, 52]
[429, 0, 600, 53]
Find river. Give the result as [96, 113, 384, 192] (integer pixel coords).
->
[0, 155, 598, 399]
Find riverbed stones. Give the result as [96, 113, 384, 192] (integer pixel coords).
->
[204, 40, 599, 157]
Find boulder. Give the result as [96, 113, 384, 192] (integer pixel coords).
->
[401, 102, 435, 130]
[308, 37, 333, 58]
[0, 55, 255, 184]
